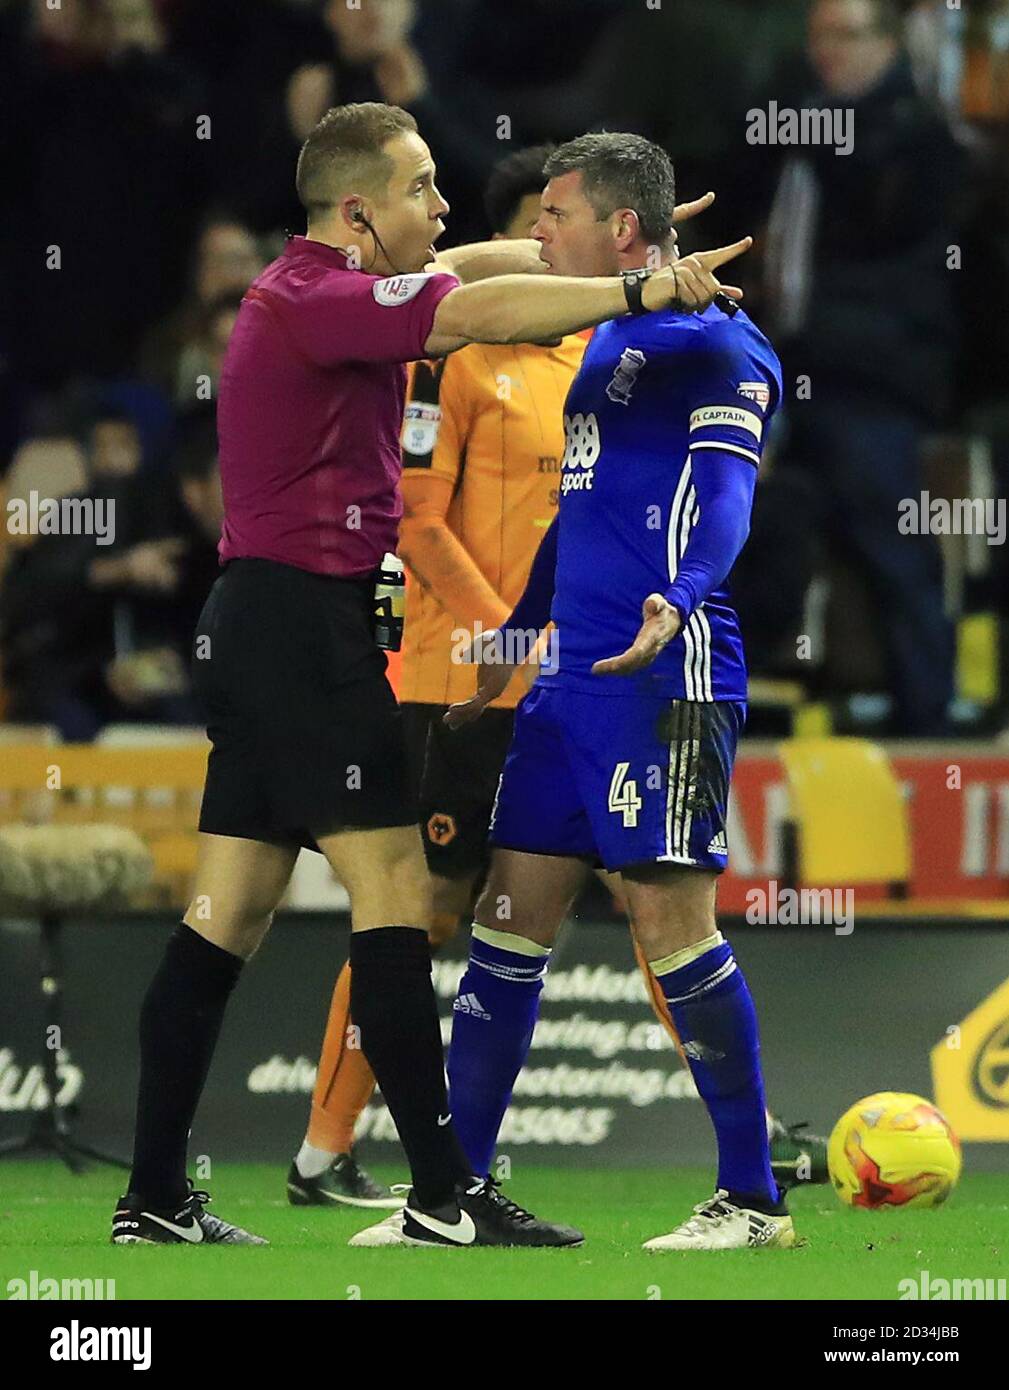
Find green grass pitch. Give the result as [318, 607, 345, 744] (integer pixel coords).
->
[1, 1162, 1006, 1301]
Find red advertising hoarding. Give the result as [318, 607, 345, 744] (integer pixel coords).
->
[723, 747, 1009, 909]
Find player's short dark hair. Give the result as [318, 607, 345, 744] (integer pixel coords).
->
[544, 133, 676, 246]
[296, 102, 418, 221]
[483, 144, 555, 234]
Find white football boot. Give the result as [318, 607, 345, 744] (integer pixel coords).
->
[643, 1189, 796, 1252]
[348, 1206, 407, 1247]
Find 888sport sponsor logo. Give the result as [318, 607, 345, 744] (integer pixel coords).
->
[560, 412, 601, 494]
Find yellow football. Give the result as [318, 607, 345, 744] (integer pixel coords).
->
[828, 1091, 962, 1209]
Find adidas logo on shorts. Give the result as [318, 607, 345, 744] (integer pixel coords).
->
[707, 830, 728, 854]
[453, 992, 492, 1020]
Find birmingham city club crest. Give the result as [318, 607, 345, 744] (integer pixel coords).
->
[606, 347, 647, 405]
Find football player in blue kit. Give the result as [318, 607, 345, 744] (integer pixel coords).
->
[355, 132, 796, 1253]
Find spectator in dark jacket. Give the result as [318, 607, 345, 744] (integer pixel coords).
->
[0, 410, 186, 737]
[210, 0, 498, 243]
[761, 0, 964, 734]
[10, 0, 208, 389]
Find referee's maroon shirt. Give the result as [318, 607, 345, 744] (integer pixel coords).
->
[217, 236, 459, 578]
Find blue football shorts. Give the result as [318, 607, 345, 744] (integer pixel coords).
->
[488, 680, 744, 873]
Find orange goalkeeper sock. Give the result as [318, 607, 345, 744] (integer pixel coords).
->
[305, 960, 376, 1155]
[633, 938, 688, 1066]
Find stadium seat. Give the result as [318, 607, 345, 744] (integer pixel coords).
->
[777, 736, 910, 891]
[96, 724, 208, 746]
[0, 725, 61, 745]
[0, 744, 209, 906]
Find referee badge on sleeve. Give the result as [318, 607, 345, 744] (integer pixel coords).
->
[373, 273, 433, 305]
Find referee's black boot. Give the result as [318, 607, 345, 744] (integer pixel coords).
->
[350, 1176, 584, 1247]
[111, 1183, 268, 1246]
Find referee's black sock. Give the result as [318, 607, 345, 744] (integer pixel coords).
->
[350, 925, 471, 1210]
[129, 923, 244, 1209]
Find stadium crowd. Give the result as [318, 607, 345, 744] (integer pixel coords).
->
[1, 0, 1006, 739]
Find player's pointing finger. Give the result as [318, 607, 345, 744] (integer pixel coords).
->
[672, 191, 716, 225]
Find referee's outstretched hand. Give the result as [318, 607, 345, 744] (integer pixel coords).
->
[591, 594, 683, 677]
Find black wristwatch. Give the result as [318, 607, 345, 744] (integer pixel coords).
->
[621, 267, 653, 315]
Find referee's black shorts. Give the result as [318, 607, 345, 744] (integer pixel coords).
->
[402, 701, 516, 879]
[193, 558, 416, 852]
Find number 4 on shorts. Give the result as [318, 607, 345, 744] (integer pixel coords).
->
[608, 762, 642, 828]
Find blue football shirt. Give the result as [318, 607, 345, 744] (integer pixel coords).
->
[541, 303, 782, 702]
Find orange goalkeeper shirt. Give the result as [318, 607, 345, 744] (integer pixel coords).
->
[398, 335, 588, 709]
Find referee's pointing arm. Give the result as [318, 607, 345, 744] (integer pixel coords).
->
[424, 240, 749, 356]
[294, 101, 749, 364]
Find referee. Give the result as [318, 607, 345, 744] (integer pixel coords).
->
[111, 102, 749, 1250]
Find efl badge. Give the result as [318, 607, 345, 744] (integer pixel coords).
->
[737, 380, 771, 409]
[373, 273, 432, 305]
[401, 402, 442, 457]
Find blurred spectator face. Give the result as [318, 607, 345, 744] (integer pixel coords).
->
[496, 192, 545, 241]
[809, 0, 899, 99]
[31, 0, 97, 50]
[532, 173, 620, 278]
[196, 224, 261, 305]
[100, 0, 166, 56]
[325, 0, 415, 63]
[90, 419, 142, 478]
[181, 462, 225, 542]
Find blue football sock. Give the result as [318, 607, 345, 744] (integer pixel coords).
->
[446, 925, 550, 1178]
[652, 933, 777, 1206]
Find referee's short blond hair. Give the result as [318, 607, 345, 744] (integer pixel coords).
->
[296, 103, 418, 222]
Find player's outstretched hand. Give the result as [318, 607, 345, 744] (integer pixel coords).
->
[591, 594, 682, 677]
[671, 190, 716, 226]
[443, 629, 518, 728]
[646, 237, 752, 315]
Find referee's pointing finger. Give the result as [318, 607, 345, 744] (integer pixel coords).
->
[696, 237, 753, 271]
